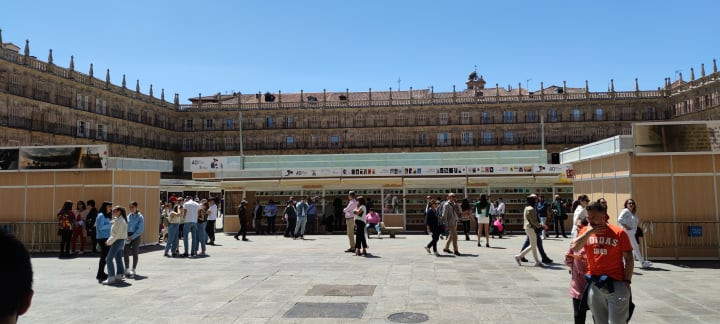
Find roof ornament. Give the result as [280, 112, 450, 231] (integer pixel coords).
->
[122, 74, 126, 89]
[89, 63, 94, 78]
[69, 55, 74, 71]
[48, 49, 53, 65]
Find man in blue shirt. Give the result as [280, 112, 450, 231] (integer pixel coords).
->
[124, 201, 144, 277]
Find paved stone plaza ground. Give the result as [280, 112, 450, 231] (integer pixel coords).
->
[24, 231, 720, 323]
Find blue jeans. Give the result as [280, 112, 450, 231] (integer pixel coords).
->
[366, 223, 381, 237]
[295, 216, 307, 236]
[196, 222, 207, 253]
[183, 222, 198, 255]
[106, 239, 125, 277]
[164, 223, 179, 254]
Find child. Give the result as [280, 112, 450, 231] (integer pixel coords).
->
[564, 219, 588, 324]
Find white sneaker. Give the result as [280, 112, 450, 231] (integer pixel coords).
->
[514, 256, 522, 266]
[78, 251, 84, 255]
[116, 274, 125, 280]
[424, 246, 431, 254]
[534, 262, 545, 267]
[102, 277, 116, 285]
[641, 260, 652, 269]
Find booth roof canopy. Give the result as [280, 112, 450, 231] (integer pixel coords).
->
[186, 150, 547, 171]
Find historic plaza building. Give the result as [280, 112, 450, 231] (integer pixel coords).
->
[2, 31, 720, 177]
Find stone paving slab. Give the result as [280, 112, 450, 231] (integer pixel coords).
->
[20, 233, 720, 323]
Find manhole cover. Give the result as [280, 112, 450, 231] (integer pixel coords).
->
[387, 312, 429, 323]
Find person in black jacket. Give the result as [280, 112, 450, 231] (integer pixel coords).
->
[424, 199, 441, 255]
[234, 200, 248, 241]
[253, 200, 264, 234]
[85, 200, 98, 253]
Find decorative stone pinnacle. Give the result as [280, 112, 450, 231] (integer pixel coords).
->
[122, 74, 126, 88]
[69, 55, 74, 71]
[24, 39, 29, 56]
[48, 49, 53, 64]
[89, 63, 94, 78]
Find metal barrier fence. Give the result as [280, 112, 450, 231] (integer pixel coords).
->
[0, 222, 64, 253]
[641, 221, 720, 260]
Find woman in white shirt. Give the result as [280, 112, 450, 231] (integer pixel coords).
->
[103, 206, 128, 285]
[571, 195, 590, 238]
[618, 199, 651, 268]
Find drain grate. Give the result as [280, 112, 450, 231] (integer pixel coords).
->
[387, 312, 430, 323]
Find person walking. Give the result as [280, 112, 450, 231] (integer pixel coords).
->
[571, 195, 590, 238]
[441, 193, 461, 255]
[283, 200, 297, 238]
[71, 200, 88, 254]
[353, 196, 368, 256]
[618, 198, 651, 269]
[343, 191, 358, 253]
[206, 198, 218, 245]
[264, 200, 278, 235]
[95, 201, 113, 281]
[85, 200, 99, 253]
[124, 201, 144, 277]
[235, 200, 249, 241]
[475, 194, 491, 247]
[294, 197, 309, 239]
[518, 203, 554, 264]
[252, 199, 264, 234]
[514, 194, 544, 267]
[553, 195, 568, 238]
[536, 195, 550, 239]
[571, 201, 634, 324]
[460, 198, 472, 241]
[182, 197, 201, 257]
[56, 201, 75, 258]
[102, 206, 128, 285]
[164, 203, 182, 257]
[424, 199, 441, 255]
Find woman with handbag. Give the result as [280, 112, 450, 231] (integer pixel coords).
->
[56, 201, 75, 258]
[475, 194, 491, 247]
[618, 198, 652, 269]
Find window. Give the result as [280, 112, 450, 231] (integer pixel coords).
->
[286, 135, 294, 145]
[461, 131, 472, 145]
[204, 138, 214, 149]
[482, 131, 494, 145]
[330, 135, 340, 145]
[96, 124, 106, 140]
[504, 131, 515, 143]
[595, 108, 604, 121]
[417, 114, 427, 125]
[439, 113, 448, 125]
[621, 107, 634, 120]
[419, 132, 427, 145]
[572, 109, 582, 121]
[225, 118, 234, 130]
[354, 115, 364, 127]
[205, 119, 214, 130]
[461, 112, 470, 124]
[183, 138, 193, 150]
[286, 116, 293, 128]
[503, 111, 515, 123]
[395, 114, 406, 126]
[224, 137, 233, 149]
[548, 110, 559, 122]
[267, 117, 274, 128]
[646, 107, 656, 120]
[527, 111, 537, 122]
[95, 99, 107, 115]
[76, 93, 89, 110]
[437, 132, 451, 146]
[77, 120, 87, 137]
[481, 111, 492, 124]
[185, 119, 194, 131]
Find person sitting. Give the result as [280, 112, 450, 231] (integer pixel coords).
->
[365, 208, 382, 239]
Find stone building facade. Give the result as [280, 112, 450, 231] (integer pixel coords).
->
[1, 34, 719, 176]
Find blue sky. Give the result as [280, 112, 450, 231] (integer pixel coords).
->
[1, 0, 718, 103]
